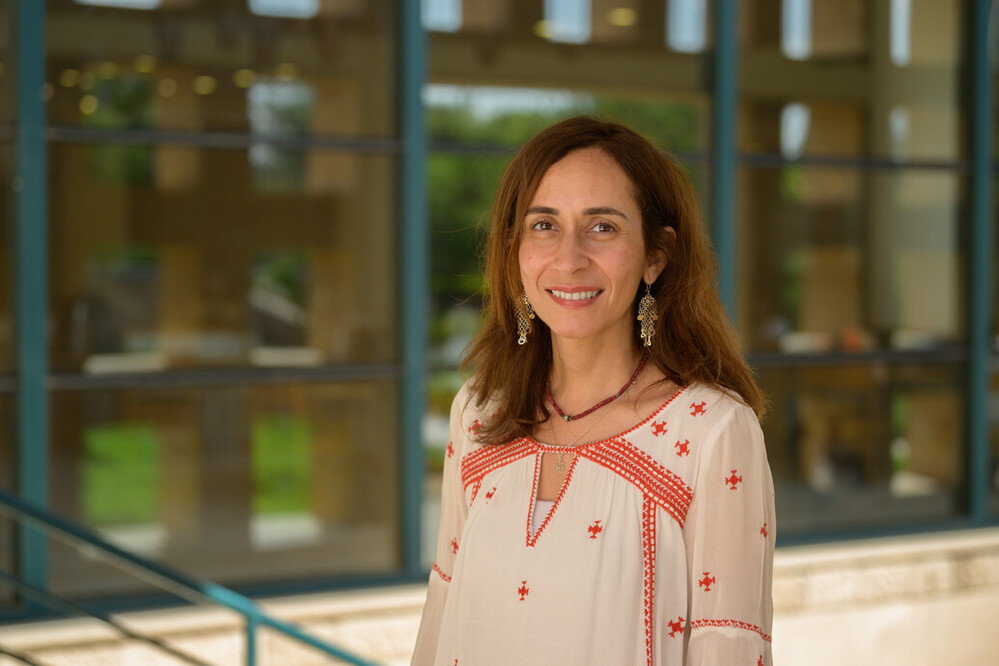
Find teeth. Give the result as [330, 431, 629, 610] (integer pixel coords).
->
[550, 290, 600, 301]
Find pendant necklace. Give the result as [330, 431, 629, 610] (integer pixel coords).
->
[545, 353, 647, 422]
[550, 377, 638, 474]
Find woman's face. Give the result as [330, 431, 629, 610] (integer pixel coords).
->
[518, 147, 664, 348]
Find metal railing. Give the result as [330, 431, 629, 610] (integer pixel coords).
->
[0, 486, 379, 666]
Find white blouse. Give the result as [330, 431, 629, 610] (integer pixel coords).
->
[413, 381, 775, 666]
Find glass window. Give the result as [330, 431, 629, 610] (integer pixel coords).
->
[737, 167, 966, 354]
[49, 380, 399, 598]
[740, 0, 965, 161]
[46, 0, 396, 136]
[762, 361, 966, 534]
[48, 144, 397, 372]
[0, 142, 10, 373]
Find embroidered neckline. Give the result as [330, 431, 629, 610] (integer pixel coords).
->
[529, 383, 689, 451]
[526, 451, 579, 547]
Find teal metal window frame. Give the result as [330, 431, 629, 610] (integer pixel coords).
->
[12, 0, 50, 607]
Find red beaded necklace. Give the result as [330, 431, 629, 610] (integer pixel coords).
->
[545, 353, 648, 422]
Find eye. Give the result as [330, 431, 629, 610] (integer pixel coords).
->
[529, 219, 555, 231]
[591, 221, 616, 233]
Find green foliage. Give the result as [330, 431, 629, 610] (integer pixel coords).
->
[84, 75, 155, 184]
[252, 413, 313, 514]
[82, 424, 160, 526]
[254, 251, 307, 306]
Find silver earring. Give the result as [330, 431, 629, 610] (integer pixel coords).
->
[517, 291, 536, 345]
[637, 282, 657, 347]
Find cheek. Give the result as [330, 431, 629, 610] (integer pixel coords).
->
[518, 247, 540, 279]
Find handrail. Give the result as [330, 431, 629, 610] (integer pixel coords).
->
[0, 569, 212, 666]
[0, 486, 380, 666]
[0, 644, 43, 666]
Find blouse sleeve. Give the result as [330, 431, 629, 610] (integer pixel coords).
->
[682, 401, 775, 665]
[411, 386, 472, 666]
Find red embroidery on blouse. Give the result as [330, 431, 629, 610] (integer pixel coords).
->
[760, 522, 768, 538]
[641, 497, 657, 666]
[578, 439, 693, 528]
[587, 520, 603, 539]
[460, 440, 534, 491]
[485, 487, 497, 502]
[698, 572, 716, 591]
[725, 469, 743, 490]
[432, 562, 452, 583]
[651, 420, 669, 436]
[689, 618, 772, 643]
[468, 419, 482, 434]
[667, 615, 685, 638]
[517, 580, 529, 600]
[757, 656, 764, 666]
[470, 480, 482, 504]
[690, 401, 707, 416]
[450, 538, 459, 555]
[674, 439, 690, 457]
[446, 441, 454, 458]
[526, 452, 579, 547]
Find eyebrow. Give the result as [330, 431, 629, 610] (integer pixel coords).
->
[525, 206, 629, 218]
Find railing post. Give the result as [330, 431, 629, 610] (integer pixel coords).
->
[245, 614, 258, 666]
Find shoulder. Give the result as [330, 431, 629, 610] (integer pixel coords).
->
[449, 378, 503, 454]
[625, 382, 763, 464]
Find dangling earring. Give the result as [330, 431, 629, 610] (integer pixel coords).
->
[517, 291, 536, 345]
[637, 282, 657, 347]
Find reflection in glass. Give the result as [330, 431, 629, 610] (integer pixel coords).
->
[890, 0, 912, 66]
[738, 167, 965, 353]
[49, 145, 398, 372]
[761, 363, 965, 534]
[47, 2, 396, 135]
[249, 0, 318, 19]
[542, 0, 591, 44]
[667, 0, 707, 52]
[248, 81, 315, 192]
[424, 0, 462, 32]
[781, 0, 812, 60]
[742, 0, 963, 161]
[426, 84, 710, 154]
[49, 381, 399, 598]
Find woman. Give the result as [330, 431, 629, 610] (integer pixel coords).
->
[413, 116, 775, 665]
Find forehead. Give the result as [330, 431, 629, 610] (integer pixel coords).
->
[529, 148, 637, 206]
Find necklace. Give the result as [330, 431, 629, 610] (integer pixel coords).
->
[545, 353, 647, 422]
[550, 381, 633, 474]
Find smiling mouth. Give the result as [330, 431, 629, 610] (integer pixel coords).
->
[548, 289, 602, 301]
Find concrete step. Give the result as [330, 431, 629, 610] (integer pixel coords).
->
[0, 585, 427, 666]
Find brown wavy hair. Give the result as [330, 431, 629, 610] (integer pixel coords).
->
[462, 116, 764, 445]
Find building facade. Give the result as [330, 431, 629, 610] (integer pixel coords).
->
[1, 0, 997, 618]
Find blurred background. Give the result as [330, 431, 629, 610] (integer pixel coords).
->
[0, 0, 998, 664]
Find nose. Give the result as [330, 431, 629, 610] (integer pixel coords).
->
[553, 232, 589, 274]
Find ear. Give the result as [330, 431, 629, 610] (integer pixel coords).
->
[644, 227, 675, 285]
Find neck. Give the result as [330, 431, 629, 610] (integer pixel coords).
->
[547, 335, 644, 411]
